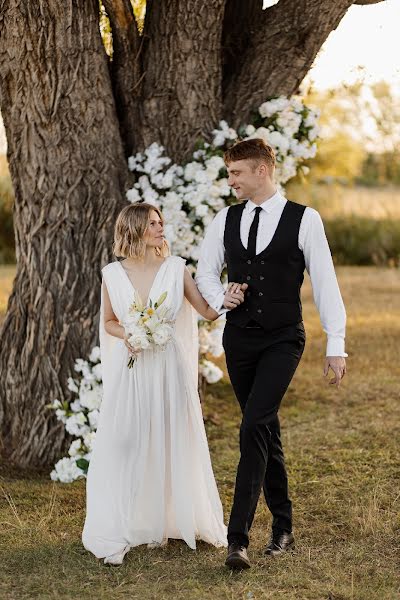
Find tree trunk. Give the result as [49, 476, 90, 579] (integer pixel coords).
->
[0, 0, 127, 467]
[139, 0, 226, 162]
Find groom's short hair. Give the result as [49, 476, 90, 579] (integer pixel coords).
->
[224, 138, 275, 172]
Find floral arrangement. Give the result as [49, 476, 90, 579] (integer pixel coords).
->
[50, 96, 319, 482]
[123, 290, 173, 367]
[49, 347, 102, 482]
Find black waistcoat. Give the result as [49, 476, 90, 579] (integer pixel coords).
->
[224, 200, 306, 332]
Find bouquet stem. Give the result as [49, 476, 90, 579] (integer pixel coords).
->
[127, 355, 136, 369]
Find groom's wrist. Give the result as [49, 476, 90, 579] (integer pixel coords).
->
[326, 336, 348, 358]
[216, 292, 229, 315]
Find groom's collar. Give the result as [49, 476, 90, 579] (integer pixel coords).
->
[245, 190, 284, 214]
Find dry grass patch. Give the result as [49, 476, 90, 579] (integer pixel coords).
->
[0, 266, 399, 599]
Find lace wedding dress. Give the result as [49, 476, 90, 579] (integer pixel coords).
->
[82, 256, 227, 558]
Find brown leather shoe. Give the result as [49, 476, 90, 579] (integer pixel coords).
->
[225, 543, 251, 570]
[265, 530, 295, 556]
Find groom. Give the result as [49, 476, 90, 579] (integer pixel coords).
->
[196, 138, 348, 569]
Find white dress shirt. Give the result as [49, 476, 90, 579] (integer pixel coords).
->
[195, 191, 348, 357]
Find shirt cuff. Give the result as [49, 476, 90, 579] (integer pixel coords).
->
[326, 336, 348, 357]
[214, 292, 229, 316]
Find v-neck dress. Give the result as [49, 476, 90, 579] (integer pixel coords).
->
[82, 256, 227, 557]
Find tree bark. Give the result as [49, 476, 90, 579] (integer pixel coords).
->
[0, 0, 127, 466]
[139, 0, 226, 162]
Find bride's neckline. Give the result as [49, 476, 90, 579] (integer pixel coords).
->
[117, 257, 169, 306]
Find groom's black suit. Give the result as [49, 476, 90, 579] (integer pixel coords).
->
[223, 200, 306, 547]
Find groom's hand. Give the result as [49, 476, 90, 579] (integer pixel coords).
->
[324, 356, 347, 388]
[223, 282, 249, 309]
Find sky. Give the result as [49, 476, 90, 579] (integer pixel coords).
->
[307, 0, 400, 90]
[1, 1, 399, 155]
[264, 0, 400, 90]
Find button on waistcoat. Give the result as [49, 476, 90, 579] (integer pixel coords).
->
[224, 200, 306, 332]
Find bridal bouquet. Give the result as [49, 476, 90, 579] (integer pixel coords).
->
[122, 291, 174, 368]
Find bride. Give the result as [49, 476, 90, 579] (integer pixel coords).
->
[82, 202, 244, 565]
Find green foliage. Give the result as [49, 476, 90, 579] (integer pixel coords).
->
[325, 217, 400, 267]
[304, 81, 400, 186]
[310, 132, 366, 182]
[359, 151, 400, 186]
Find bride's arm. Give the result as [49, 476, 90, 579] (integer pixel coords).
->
[184, 268, 219, 320]
[184, 268, 246, 321]
[103, 280, 136, 354]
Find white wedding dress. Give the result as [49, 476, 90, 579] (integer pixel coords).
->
[82, 255, 227, 558]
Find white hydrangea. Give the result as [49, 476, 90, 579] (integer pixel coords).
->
[68, 439, 82, 457]
[67, 377, 79, 393]
[84, 431, 96, 452]
[126, 187, 141, 203]
[200, 360, 224, 384]
[50, 457, 84, 483]
[79, 387, 102, 411]
[88, 409, 100, 429]
[65, 412, 89, 436]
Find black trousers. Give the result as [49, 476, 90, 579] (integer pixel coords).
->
[222, 320, 306, 548]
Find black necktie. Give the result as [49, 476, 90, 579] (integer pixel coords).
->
[247, 206, 262, 257]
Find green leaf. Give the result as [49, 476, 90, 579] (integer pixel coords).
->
[76, 458, 89, 473]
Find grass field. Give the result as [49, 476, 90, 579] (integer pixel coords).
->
[286, 182, 400, 221]
[0, 266, 399, 599]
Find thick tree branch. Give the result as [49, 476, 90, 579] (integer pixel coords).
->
[223, 0, 356, 127]
[139, 0, 226, 162]
[353, 1, 386, 5]
[102, 0, 143, 156]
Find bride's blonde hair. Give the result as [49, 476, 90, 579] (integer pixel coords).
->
[113, 202, 170, 259]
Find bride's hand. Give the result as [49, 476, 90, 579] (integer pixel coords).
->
[227, 282, 249, 295]
[123, 335, 139, 357]
[223, 282, 249, 310]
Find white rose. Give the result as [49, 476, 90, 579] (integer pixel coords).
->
[152, 324, 173, 346]
[128, 325, 150, 350]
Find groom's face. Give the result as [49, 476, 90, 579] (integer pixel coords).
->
[226, 159, 269, 200]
